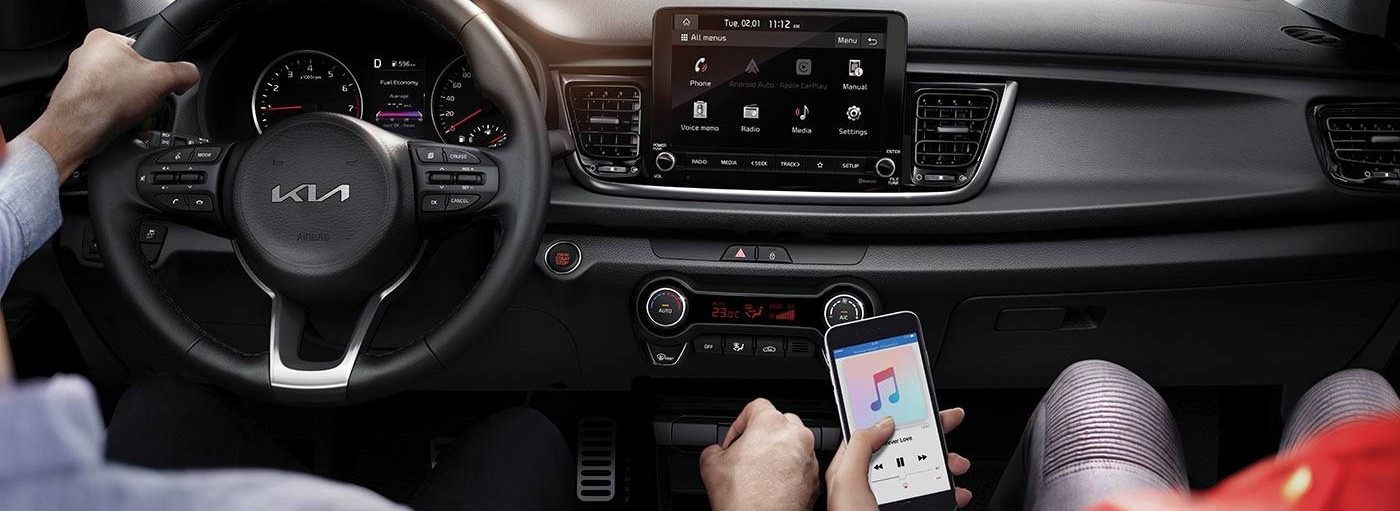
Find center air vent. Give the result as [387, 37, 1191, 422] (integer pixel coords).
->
[1282, 26, 1353, 49]
[912, 88, 1000, 187]
[1313, 103, 1400, 190]
[566, 82, 642, 177]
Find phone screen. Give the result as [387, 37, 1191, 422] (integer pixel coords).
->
[832, 331, 952, 504]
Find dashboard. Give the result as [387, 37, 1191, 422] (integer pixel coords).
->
[201, 2, 510, 147]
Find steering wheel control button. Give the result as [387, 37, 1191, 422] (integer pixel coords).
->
[157, 194, 188, 211]
[190, 147, 222, 162]
[644, 287, 688, 329]
[722, 245, 758, 261]
[157, 148, 193, 163]
[428, 172, 454, 184]
[178, 172, 206, 184]
[824, 294, 867, 327]
[655, 151, 676, 172]
[756, 336, 784, 357]
[756, 246, 791, 263]
[647, 343, 687, 367]
[445, 194, 479, 211]
[138, 223, 168, 244]
[187, 195, 214, 212]
[723, 334, 754, 356]
[444, 148, 480, 164]
[545, 241, 581, 274]
[695, 334, 723, 354]
[455, 173, 484, 185]
[875, 157, 897, 178]
[415, 146, 444, 163]
[422, 195, 447, 212]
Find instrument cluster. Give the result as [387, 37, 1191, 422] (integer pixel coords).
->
[203, 1, 511, 147]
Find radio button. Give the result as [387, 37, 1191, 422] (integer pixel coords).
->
[683, 154, 713, 168]
[655, 152, 677, 171]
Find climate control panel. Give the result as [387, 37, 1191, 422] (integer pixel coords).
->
[634, 276, 878, 366]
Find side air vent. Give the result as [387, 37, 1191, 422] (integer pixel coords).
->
[1313, 104, 1400, 190]
[912, 87, 1001, 187]
[1282, 26, 1353, 49]
[566, 82, 642, 177]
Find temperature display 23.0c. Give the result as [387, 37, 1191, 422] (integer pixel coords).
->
[710, 299, 798, 324]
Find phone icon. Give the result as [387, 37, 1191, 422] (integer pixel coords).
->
[694, 57, 708, 73]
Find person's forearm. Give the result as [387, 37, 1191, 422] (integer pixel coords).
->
[21, 115, 92, 184]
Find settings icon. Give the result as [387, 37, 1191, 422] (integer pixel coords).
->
[845, 105, 862, 122]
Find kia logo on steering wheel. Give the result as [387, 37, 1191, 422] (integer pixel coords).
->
[271, 184, 351, 203]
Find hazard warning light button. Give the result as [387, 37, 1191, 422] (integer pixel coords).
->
[721, 245, 758, 262]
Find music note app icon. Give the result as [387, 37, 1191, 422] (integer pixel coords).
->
[835, 339, 929, 429]
[870, 367, 900, 411]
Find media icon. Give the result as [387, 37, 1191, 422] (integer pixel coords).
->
[742, 104, 760, 120]
[694, 57, 708, 73]
[869, 366, 901, 411]
[745, 58, 760, 74]
[848, 59, 864, 77]
[794, 104, 809, 121]
[795, 58, 812, 75]
[692, 100, 708, 119]
[845, 105, 862, 122]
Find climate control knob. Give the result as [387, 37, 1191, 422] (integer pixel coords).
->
[875, 157, 897, 178]
[824, 294, 867, 327]
[644, 287, 688, 329]
[655, 152, 677, 172]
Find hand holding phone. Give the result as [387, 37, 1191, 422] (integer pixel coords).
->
[825, 311, 970, 510]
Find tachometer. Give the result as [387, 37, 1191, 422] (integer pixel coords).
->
[431, 56, 507, 146]
[252, 50, 362, 133]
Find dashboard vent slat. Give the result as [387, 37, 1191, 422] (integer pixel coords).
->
[566, 83, 642, 163]
[1281, 26, 1354, 49]
[1313, 104, 1400, 190]
[912, 88, 999, 183]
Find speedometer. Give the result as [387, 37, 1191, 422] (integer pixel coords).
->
[252, 50, 362, 133]
[431, 56, 507, 146]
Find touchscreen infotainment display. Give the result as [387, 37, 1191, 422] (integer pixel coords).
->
[650, 9, 907, 191]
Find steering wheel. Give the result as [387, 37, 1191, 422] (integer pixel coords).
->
[88, 0, 549, 404]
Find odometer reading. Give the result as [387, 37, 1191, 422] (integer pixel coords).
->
[252, 50, 362, 133]
[431, 56, 508, 147]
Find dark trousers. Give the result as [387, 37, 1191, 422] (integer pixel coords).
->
[104, 374, 574, 511]
[987, 360, 1400, 511]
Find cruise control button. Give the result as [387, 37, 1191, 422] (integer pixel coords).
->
[422, 194, 446, 212]
[756, 336, 784, 357]
[190, 147, 221, 162]
[724, 335, 754, 356]
[456, 173, 484, 185]
[721, 245, 757, 261]
[756, 246, 791, 263]
[445, 148, 480, 163]
[415, 147, 444, 163]
[445, 194, 479, 211]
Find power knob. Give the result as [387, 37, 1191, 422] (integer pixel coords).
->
[644, 287, 687, 329]
[875, 157, 897, 178]
[655, 152, 677, 172]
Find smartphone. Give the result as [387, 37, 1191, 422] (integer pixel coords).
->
[825, 311, 956, 510]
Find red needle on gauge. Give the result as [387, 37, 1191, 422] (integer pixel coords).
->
[489, 133, 507, 146]
[444, 108, 483, 133]
[261, 105, 304, 112]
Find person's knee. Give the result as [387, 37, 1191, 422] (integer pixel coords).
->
[1045, 359, 1152, 405]
[1308, 368, 1400, 410]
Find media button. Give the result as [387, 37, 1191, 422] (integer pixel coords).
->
[714, 156, 743, 170]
